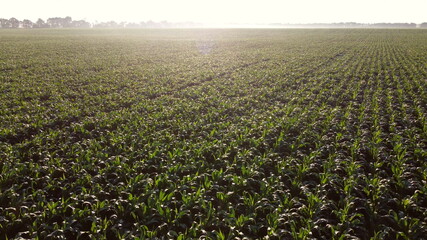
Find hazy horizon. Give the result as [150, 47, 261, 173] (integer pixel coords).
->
[2, 0, 426, 25]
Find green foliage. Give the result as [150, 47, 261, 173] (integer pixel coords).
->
[1, 28, 427, 239]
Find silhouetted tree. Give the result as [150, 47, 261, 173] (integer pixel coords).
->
[93, 21, 121, 28]
[22, 19, 34, 28]
[0, 18, 8, 28]
[63, 16, 72, 27]
[47, 17, 69, 28]
[34, 18, 48, 28]
[420, 22, 427, 28]
[71, 20, 91, 28]
[8, 17, 20, 28]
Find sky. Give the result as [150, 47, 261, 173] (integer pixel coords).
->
[1, 0, 426, 24]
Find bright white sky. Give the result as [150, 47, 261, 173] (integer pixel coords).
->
[2, 0, 426, 24]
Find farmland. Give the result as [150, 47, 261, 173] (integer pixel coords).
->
[1, 28, 427, 239]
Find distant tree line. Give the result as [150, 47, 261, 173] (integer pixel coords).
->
[93, 20, 202, 28]
[0, 17, 202, 29]
[271, 22, 427, 29]
[1, 17, 427, 29]
[0, 17, 91, 28]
